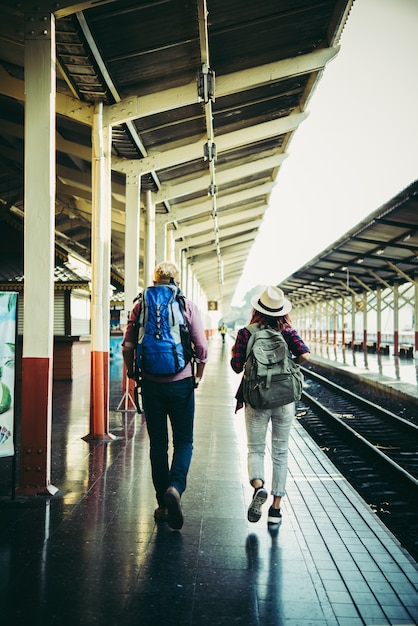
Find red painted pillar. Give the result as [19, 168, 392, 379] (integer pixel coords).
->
[394, 330, 399, 357]
[20, 358, 57, 495]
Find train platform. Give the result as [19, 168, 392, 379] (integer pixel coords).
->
[1, 335, 418, 625]
[308, 341, 418, 404]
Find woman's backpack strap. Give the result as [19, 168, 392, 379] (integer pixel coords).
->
[245, 323, 259, 358]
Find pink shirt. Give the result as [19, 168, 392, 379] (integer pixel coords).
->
[122, 297, 208, 382]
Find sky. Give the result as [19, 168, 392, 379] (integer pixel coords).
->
[231, 0, 418, 306]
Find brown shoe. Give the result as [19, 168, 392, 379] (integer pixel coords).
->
[154, 507, 168, 522]
[164, 486, 184, 530]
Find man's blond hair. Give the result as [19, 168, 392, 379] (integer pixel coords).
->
[153, 261, 180, 284]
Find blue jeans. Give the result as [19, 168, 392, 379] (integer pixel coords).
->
[245, 402, 295, 497]
[141, 377, 195, 506]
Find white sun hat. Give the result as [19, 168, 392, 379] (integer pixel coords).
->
[250, 285, 292, 317]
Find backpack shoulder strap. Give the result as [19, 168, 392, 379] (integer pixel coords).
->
[137, 290, 145, 326]
[245, 323, 260, 358]
[175, 287, 187, 317]
[175, 287, 195, 365]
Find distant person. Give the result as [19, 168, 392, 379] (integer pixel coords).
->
[219, 322, 227, 343]
[230, 286, 310, 526]
[122, 261, 208, 530]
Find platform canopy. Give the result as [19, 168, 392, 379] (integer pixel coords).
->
[0, 0, 353, 310]
[278, 180, 418, 306]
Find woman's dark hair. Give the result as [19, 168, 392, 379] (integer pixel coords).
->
[249, 309, 292, 331]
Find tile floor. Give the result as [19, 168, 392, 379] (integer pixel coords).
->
[0, 336, 417, 625]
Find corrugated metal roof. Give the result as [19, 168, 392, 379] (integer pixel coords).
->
[278, 180, 418, 305]
[0, 0, 354, 310]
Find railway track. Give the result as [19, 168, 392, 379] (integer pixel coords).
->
[300, 368, 418, 486]
[297, 366, 418, 560]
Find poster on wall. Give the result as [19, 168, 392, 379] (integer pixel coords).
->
[0, 292, 17, 458]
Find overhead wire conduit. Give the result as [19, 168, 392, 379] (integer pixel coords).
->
[197, 0, 223, 288]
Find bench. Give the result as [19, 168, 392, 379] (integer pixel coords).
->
[399, 344, 414, 359]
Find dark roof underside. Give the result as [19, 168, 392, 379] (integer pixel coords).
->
[0, 0, 354, 309]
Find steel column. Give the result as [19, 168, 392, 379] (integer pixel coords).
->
[124, 173, 141, 311]
[144, 190, 155, 287]
[85, 103, 114, 441]
[376, 288, 382, 352]
[393, 283, 399, 356]
[19, 12, 57, 495]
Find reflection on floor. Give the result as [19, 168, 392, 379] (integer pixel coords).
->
[0, 336, 417, 625]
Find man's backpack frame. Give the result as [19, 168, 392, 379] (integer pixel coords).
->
[242, 323, 304, 410]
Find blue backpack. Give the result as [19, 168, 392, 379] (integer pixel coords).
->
[136, 284, 193, 376]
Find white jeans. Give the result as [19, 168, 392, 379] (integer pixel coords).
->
[245, 402, 295, 497]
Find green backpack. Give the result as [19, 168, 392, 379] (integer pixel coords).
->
[242, 324, 304, 410]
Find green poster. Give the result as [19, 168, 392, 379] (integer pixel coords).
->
[0, 292, 17, 458]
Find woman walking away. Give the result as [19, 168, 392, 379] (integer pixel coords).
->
[230, 286, 310, 526]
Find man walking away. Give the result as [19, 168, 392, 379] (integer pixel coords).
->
[122, 261, 208, 530]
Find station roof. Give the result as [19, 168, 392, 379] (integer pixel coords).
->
[0, 217, 92, 290]
[0, 0, 353, 310]
[278, 180, 418, 306]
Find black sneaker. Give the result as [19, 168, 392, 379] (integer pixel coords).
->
[164, 486, 184, 530]
[247, 487, 268, 522]
[267, 506, 282, 525]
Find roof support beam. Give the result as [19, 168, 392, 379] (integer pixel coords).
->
[17, 1, 121, 19]
[103, 47, 338, 126]
[112, 113, 306, 177]
[216, 46, 339, 96]
[154, 154, 287, 204]
[386, 260, 415, 284]
[162, 185, 272, 225]
[174, 207, 266, 241]
[182, 222, 262, 250]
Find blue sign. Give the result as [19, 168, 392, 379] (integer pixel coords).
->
[0, 292, 17, 458]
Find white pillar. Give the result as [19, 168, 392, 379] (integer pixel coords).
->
[362, 290, 368, 351]
[102, 123, 112, 358]
[156, 216, 167, 264]
[124, 172, 141, 317]
[187, 264, 193, 300]
[180, 249, 188, 292]
[20, 11, 57, 495]
[167, 227, 176, 262]
[351, 294, 356, 347]
[144, 190, 155, 287]
[86, 102, 113, 440]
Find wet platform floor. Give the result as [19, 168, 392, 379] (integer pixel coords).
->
[0, 336, 417, 625]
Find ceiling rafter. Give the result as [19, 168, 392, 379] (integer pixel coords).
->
[0, 0, 355, 309]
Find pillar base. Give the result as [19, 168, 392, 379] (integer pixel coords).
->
[82, 433, 117, 443]
[15, 483, 59, 497]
